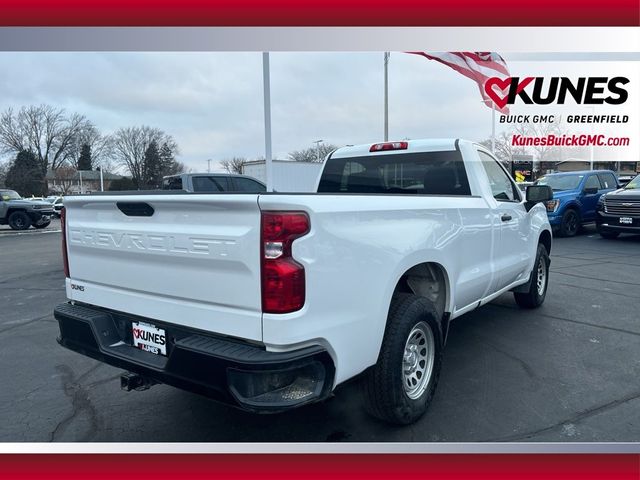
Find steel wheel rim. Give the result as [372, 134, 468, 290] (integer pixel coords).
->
[536, 255, 547, 296]
[402, 321, 435, 400]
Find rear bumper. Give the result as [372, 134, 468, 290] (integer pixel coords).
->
[54, 302, 335, 412]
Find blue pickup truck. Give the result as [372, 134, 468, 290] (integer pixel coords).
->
[535, 170, 619, 237]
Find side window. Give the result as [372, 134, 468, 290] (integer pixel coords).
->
[478, 151, 520, 202]
[192, 176, 229, 192]
[162, 177, 183, 190]
[584, 175, 601, 190]
[597, 173, 616, 189]
[232, 177, 266, 192]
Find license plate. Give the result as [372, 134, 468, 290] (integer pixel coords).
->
[132, 322, 167, 356]
[620, 217, 633, 225]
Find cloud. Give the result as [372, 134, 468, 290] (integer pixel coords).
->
[0, 52, 637, 170]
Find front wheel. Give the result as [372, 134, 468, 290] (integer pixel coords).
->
[8, 211, 31, 230]
[514, 243, 550, 309]
[559, 209, 580, 237]
[362, 293, 443, 425]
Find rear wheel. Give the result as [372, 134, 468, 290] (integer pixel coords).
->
[8, 211, 31, 230]
[559, 209, 580, 237]
[514, 243, 550, 309]
[363, 293, 443, 425]
[599, 230, 620, 239]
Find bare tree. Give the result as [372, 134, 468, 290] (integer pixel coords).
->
[50, 166, 78, 195]
[479, 131, 526, 166]
[288, 143, 337, 163]
[0, 105, 93, 174]
[110, 126, 179, 188]
[65, 125, 112, 170]
[220, 157, 247, 174]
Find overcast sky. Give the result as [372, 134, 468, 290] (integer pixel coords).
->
[0, 52, 637, 171]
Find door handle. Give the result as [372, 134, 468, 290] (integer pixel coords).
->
[501, 214, 512, 222]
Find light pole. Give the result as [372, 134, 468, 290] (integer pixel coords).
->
[97, 167, 104, 192]
[313, 139, 323, 162]
[207, 159, 212, 173]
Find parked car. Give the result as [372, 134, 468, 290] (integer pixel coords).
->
[44, 196, 64, 218]
[55, 139, 553, 425]
[596, 174, 640, 239]
[0, 189, 54, 230]
[162, 173, 266, 192]
[534, 170, 619, 237]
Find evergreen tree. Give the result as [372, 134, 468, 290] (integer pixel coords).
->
[159, 141, 183, 177]
[142, 140, 162, 189]
[77, 143, 93, 171]
[5, 150, 46, 196]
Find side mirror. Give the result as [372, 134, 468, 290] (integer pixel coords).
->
[583, 187, 598, 195]
[526, 185, 553, 203]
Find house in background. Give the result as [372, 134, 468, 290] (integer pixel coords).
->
[46, 169, 124, 194]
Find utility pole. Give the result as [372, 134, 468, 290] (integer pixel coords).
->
[207, 159, 212, 173]
[79, 170, 83, 194]
[263, 52, 273, 192]
[98, 167, 104, 192]
[313, 139, 323, 162]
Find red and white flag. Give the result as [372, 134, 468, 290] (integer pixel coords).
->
[407, 52, 511, 114]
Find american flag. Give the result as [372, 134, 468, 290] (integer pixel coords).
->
[407, 52, 511, 114]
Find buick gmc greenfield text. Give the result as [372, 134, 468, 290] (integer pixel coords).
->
[54, 139, 553, 425]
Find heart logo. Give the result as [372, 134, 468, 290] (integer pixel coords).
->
[484, 77, 534, 109]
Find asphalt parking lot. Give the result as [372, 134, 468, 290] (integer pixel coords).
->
[1, 224, 639, 442]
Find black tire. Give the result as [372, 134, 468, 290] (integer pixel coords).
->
[8, 211, 31, 230]
[514, 243, 550, 309]
[34, 221, 51, 229]
[599, 230, 620, 239]
[363, 293, 443, 425]
[559, 209, 580, 237]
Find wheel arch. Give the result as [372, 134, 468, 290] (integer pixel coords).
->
[387, 261, 452, 344]
[539, 228, 552, 255]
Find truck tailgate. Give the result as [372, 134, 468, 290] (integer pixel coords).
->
[64, 194, 263, 341]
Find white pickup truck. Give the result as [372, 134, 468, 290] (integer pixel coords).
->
[55, 139, 553, 425]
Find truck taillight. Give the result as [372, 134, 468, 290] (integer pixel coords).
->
[261, 211, 310, 314]
[60, 207, 70, 278]
[370, 141, 408, 152]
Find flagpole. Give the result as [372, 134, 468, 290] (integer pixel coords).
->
[384, 52, 389, 141]
[262, 52, 273, 192]
[491, 103, 496, 154]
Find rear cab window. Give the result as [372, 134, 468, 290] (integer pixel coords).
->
[317, 150, 472, 196]
[192, 176, 230, 192]
[232, 177, 267, 192]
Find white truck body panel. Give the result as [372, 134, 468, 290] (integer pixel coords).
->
[62, 139, 552, 388]
[64, 194, 264, 341]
